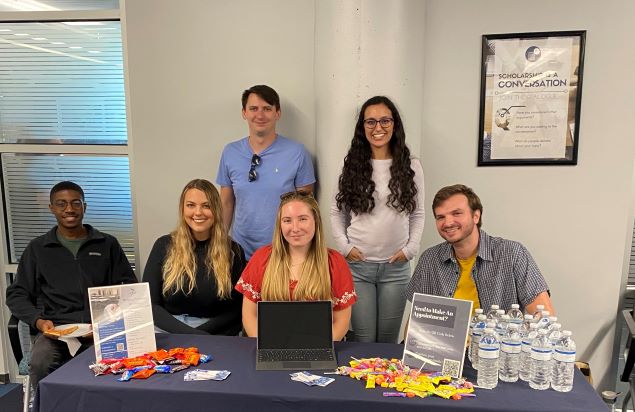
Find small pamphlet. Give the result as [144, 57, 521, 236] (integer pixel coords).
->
[403, 293, 472, 378]
[88, 282, 156, 361]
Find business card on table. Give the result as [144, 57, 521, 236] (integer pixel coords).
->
[290, 371, 334, 387]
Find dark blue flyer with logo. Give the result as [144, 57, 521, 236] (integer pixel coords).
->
[403, 293, 472, 378]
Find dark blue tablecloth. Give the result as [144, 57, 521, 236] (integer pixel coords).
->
[36, 334, 607, 412]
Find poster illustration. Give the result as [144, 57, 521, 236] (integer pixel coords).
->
[478, 31, 585, 165]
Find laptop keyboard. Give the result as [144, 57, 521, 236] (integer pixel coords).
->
[258, 348, 334, 362]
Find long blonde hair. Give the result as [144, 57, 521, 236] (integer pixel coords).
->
[261, 191, 331, 301]
[162, 179, 232, 298]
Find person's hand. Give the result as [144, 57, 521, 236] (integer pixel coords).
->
[346, 247, 364, 262]
[388, 250, 407, 263]
[36, 319, 54, 333]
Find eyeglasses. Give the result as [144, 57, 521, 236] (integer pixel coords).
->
[53, 199, 84, 210]
[280, 190, 314, 201]
[248, 154, 261, 182]
[363, 117, 394, 129]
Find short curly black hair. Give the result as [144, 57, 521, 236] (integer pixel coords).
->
[50, 181, 85, 203]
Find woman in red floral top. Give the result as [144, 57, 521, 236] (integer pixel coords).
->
[236, 191, 357, 340]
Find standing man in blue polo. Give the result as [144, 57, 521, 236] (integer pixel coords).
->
[217, 85, 315, 259]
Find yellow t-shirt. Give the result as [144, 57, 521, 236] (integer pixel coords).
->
[453, 253, 481, 311]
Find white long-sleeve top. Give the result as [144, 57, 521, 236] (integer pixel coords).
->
[330, 158, 425, 262]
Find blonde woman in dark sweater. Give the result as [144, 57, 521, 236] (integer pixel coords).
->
[143, 179, 245, 335]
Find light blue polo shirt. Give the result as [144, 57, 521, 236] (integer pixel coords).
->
[216, 135, 315, 259]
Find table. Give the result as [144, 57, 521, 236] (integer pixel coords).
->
[36, 334, 607, 412]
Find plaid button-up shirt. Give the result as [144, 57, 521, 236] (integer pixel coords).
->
[405, 230, 549, 312]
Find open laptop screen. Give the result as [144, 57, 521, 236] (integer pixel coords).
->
[258, 301, 333, 349]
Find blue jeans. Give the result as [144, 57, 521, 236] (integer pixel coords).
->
[348, 261, 411, 343]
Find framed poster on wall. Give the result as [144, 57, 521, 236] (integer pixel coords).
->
[478, 31, 586, 166]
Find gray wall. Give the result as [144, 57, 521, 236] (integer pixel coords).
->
[421, 0, 635, 390]
[123, 0, 635, 390]
[123, 0, 316, 269]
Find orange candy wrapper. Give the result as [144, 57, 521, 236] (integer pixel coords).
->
[132, 368, 156, 379]
[90, 346, 212, 381]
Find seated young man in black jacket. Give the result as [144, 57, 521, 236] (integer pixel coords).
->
[6, 181, 137, 389]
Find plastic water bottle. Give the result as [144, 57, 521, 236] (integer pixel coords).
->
[519, 323, 538, 381]
[499, 323, 522, 382]
[529, 329, 552, 390]
[548, 323, 562, 346]
[471, 308, 484, 322]
[521, 314, 534, 333]
[534, 305, 549, 323]
[546, 317, 559, 332]
[486, 305, 500, 321]
[507, 304, 524, 325]
[496, 309, 506, 323]
[469, 309, 484, 335]
[469, 314, 487, 368]
[552, 331, 576, 392]
[477, 328, 500, 389]
[495, 314, 510, 340]
[537, 311, 551, 329]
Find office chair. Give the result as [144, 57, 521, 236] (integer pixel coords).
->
[621, 304, 635, 411]
[8, 315, 23, 368]
[7, 314, 36, 412]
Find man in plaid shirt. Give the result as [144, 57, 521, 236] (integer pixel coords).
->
[406, 184, 553, 314]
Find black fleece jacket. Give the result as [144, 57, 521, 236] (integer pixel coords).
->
[6, 225, 137, 329]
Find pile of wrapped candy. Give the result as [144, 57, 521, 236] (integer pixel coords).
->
[89, 347, 211, 382]
[336, 357, 475, 400]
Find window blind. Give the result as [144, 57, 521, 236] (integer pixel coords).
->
[0, 20, 126, 144]
[0, 1, 119, 12]
[1, 153, 134, 265]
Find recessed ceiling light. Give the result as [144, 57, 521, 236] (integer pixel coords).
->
[62, 22, 104, 26]
[0, 0, 59, 11]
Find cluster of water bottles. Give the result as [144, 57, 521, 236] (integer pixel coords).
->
[468, 304, 576, 392]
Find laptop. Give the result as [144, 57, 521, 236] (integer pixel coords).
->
[256, 301, 338, 371]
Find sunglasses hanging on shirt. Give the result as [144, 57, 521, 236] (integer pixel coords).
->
[248, 154, 261, 182]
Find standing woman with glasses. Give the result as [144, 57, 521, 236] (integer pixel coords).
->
[143, 179, 246, 335]
[330, 96, 425, 343]
[236, 191, 357, 340]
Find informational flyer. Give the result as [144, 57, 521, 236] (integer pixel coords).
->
[490, 37, 572, 159]
[403, 293, 472, 378]
[88, 282, 156, 361]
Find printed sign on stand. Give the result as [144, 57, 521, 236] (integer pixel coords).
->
[88, 282, 156, 361]
[403, 293, 472, 378]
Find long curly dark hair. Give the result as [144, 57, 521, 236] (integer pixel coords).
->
[336, 96, 417, 215]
